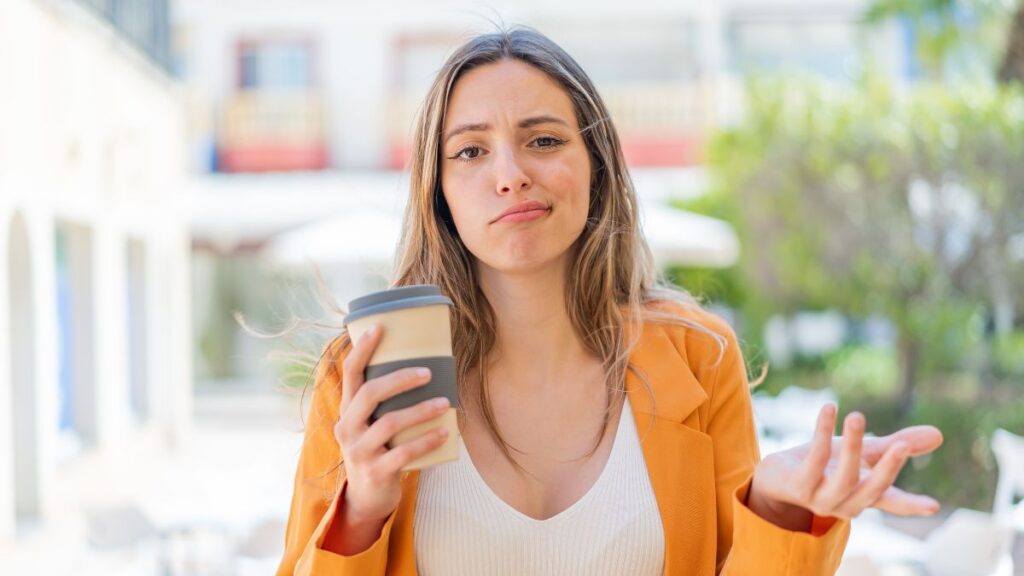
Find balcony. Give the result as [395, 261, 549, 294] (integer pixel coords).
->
[602, 83, 707, 167]
[217, 90, 328, 173]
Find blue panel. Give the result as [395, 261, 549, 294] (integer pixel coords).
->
[55, 228, 75, 431]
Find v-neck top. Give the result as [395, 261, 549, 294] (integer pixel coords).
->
[413, 395, 665, 575]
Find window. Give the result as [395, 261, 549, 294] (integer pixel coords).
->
[238, 39, 315, 89]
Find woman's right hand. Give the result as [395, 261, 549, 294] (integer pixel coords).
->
[333, 323, 452, 524]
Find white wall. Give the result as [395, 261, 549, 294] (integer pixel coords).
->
[0, 0, 192, 542]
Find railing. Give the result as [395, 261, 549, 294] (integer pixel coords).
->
[603, 83, 706, 166]
[71, 0, 172, 71]
[217, 89, 329, 172]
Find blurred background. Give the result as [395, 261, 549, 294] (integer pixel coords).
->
[1, 0, 1022, 574]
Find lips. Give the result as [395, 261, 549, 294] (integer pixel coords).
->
[492, 200, 550, 223]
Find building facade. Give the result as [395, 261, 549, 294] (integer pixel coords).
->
[0, 0, 192, 543]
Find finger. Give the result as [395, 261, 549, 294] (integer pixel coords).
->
[340, 324, 383, 409]
[867, 485, 941, 517]
[796, 404, 837, 496]
[833, 440, 909, 518]
[342, 367, 434, 446]
[353, 396, 451, 461]
[374, 424, 450, 477]
[861, 425, 943, 464]
[813, 411, 865, 510]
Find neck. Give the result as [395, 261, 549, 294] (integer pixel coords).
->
[476, 258, 594, 388]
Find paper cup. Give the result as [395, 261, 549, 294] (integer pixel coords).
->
[344, 284, 459, 470]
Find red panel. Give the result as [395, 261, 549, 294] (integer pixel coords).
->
[619, 135, 702, 167]
[219, 145, 328, 172]
[389, 141, 412, 170]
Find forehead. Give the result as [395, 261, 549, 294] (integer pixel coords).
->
[443, 59, 579, 130]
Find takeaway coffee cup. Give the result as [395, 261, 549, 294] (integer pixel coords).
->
[343, 284, 459, 471]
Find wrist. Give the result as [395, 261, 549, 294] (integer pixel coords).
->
[341, 485, 396, 526]
[323, 487, 390, 556]
[748, 470, 814, 532]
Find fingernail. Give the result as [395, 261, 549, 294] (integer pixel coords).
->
[416, 368, 431, 378]
[431, 397, 449, 410]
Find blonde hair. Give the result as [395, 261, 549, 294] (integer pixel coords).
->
[280, 26, 742, 479]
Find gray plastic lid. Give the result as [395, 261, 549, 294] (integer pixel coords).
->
[343, 284, 453, 326]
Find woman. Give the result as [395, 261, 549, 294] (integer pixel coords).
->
[277, 27, 944, 575]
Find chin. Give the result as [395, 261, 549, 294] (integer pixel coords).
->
[468, 231, 582, 276]
[481, 249, 573, 276]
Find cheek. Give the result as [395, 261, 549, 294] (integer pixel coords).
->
[439, 177, 484, 243]
[542, 153, 591, 221]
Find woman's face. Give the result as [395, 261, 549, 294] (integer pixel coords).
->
[440, 58, 591, 276]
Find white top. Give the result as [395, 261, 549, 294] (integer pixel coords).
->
[414, 395, 665, 576]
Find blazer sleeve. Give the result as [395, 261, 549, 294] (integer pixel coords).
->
[704, 322, 851, 575]
[276, 338, 400, 576]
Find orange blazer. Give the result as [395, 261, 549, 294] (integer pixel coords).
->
[277, 305, 850, 575]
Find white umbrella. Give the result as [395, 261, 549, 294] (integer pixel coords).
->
[263, 208, 402, 267]
[264, 200, 739, 270]
[640, 202, 740, 268]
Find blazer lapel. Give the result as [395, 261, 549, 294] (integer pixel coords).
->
[623, 320, 708, 425]
[388, 321, 715, 576]
[624, 321, 717, 576]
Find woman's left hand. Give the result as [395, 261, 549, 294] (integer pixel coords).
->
[747, 403, 944, 531]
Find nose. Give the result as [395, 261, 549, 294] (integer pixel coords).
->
[494, 148, 531, 195]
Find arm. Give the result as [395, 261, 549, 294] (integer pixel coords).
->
[276, 339, 399, 576]
[322, 485, 391, 556]
[698, 323, 850, 575]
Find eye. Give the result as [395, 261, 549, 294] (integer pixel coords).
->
[448, 145, 484, 163]
[532, 136, 565, 149]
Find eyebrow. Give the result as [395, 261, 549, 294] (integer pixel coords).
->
[442, 114, 570, 144]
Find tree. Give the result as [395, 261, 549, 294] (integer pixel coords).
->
[866, 0, 1023, 84]
[706, 77, 1024, 413]
[999, 3, 1024, 82]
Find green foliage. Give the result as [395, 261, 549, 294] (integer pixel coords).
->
[708, 76, 1024, 509]
[825, 344, 900, 397]
[707, 76, 1024, 404]
[277, 357, 316, 390]
[671, 190, 738, 226]
[992, 330, 1024, 378]
[757, 367, 1024, 510]
[913, 299, 986, 374]
[664, 265, 746, 310]
[839, 388, 1024, 510]
[864, 0, 1012, 80]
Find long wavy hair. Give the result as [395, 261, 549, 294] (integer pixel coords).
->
[264, 25, 748, 480]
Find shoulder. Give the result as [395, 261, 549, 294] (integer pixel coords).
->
[642, 299, 739, 350]
[640, 299, 744, 383]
